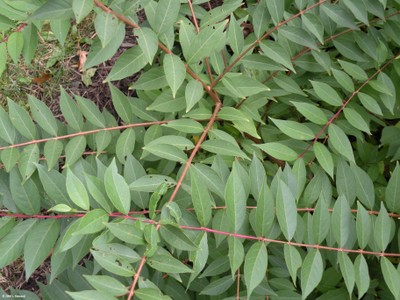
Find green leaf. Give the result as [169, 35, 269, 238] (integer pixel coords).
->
[91, 249, 135, 277]
[266, 0, 284, 24]
[64, 135, 86, 165]
[106, 221, 145, 245]
[135, 288, 171, 300]
[159, 225, 197, 251]
[338, 60, 368, 81]
[331, 195, 353, 248]
[18, 144, 39, 182]
[8, 98, 38, 140]
[255, 181, 275, 237]
[75, 95, 106, 128]
[143, 143, 188, 163]
[273, 74, 307, 96]
[72, 0, 93, 24]
[225, 163, 247, 232]
[94, 11, 120, 47]
[190, 166, 212, 227]
[201, 139, 249, 160]
[130, 175, 176, 192]
[260, 40, 295, 72]
[104, 159, 131, 214]
[354, 255, 370, 299]
[153, 0, 180, 34]
[291, 101, 328, 126]
[328, 124, 355, 163]
[200, 0, 242, 27]
[21, 24, 38, 65]
[29, 0, 73, 20]
[109, 83, 132, 124]
[356, 202, 372, 249]
[185, 79, 204, 112]
[314, 142, 334, 178]
[276, 180, 297, 241]
[300, 249, 323, 300]
[332, 68, 355, 93]
[321, 3, 358, 30]
[342, 0, 369, 24]
[385, 163, 400, 213]
[310, 81, 343, 106]
[380, 257, 400, 300]
[83, 275, 128, 297]
[302, 13, 324, 44]
[164, 54, 186, 98]
[106, 46, 147, 81]
[312, 195, 330, 244]
[0, 219, 37, 269]
[147, 253, 193, 273]
[116, 128, 136, 163]
[218, 107, 251, 123]
[228, 236, 244, 277]
[60, 87, 84, 131]
[279, 26, 318, 50]
[24, 219, 60, 279]
[148, 182, 168, 219]
[284, 244, 302, 286]
[255, 142, 298, 162]
[131, 66, 168, 90]
[374, 203, 393, 252]
[136, 27, 158, 64]
[338, 252, 355, 296]
[269, 117, 315, 140]
[200, 275, 235, 296]
[252, 1, 269, 38]
[244, 241, 268, 298]
[228, 14, 244, 54]
[146, 135, 194, 151]
[343, 107, 370, 134]
[220, 73, 270, 98]
[50, 19, 71, 47]
[350, 164, 375, 209]
[66, 168, 90, 210]
[74, 209, 108, 235]
[0, 106, 17, 144]
[358, 92, 383, 116]
[84, 174, 112, 212]
[162, 119, 204, 134]
[7, 31, 23, 63]
[188, 233, 209, 286]
[44, 140, 63, 171]
[94, 130, 111, 154]
[10, 170, 41, 215]
[186, 21, 227, 63]
[1, 148, 19, 172]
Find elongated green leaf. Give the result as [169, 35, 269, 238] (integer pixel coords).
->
[29, 0, 73, 20]
[91, 249, 135, 277]
[153, 0, 180, 34]
[162, 119, 204, 134]
[356, 202, 372, 249]
[260, 40, 295, 72]
[332, 68, 355, 93]
[106, 46, 147, 81]
[338, 60, 368, 81]
[65, 136, 86, 167]
[109, 83, 132, 124]
[200, 275, 235, 296]
[131, 66, 168, 90]
[301, 249, 323, 299]
[350, 164, 375, 209]
[380, 257, 400, 299]
[270, 117, 315, 140]
[314, 142, 334, 178]
[104, 159, 130, 214]
[66, 168, 90, 210]
[354, 255, 370, 299]
[266, 0, 284, 24]
[159, 225, 197, 251]
[280, 26, 318, 50]
[312, 195, 330, 244]
[130, 175, 176, 192]
[0, 219, 37, 269]
[255, 181, 275, 237]
[164, 54, 186, 98]
[255, 142, 298, 162]
[24, 219, 60, 279]
[18, 144, 39, 182]
[302, 13, 324, 44]
[228, 14, 244, 54]
[374, 203, 393, 252]
[225, 163, 247, 232]
[8, 98, 37, 140]
[291, 101, 327, 125]
[276, 180, 297, 241]
[10, 170, 41, 215]
[1, 148, 19, 172]
[44, 140, 63, 171]
[228, 236, 244, 277]
[72, 0, 93, 23]
[358, 92, 383, 116]
[7, 31, 23, 63]
[84, 275, 127, 297]
[135, 288, 171, 300]
[84, 174, 112, 212]
[148, 253, 193, 273]
[185, 79, 204, 113]
[188, 232, 209, 286]
[331, 195, 353, 248]
[146, 135, 194, 151]
[310, 81, 343, 106]
[0, 41, 6, 77]
[338, 252, 355, 296]
[0, 106, 17, 144]
[343, 107, 370, 134]
[284, 244, 302, 286]
[136, 27, 158, 64]
[28, 95, 58, 136]
[328, 124, 355, 163]
[201, 139, 249, 160]
[74, 209, 108, 235]
[143, 143, 188, 163]
[94, 11, 120, 47]
[385, 163, 400, 213]
[106, 221, 145, 245]
[60, 87, 84, 132]
[244, 241, 268, 298]
[190, 166, 212, 227]
[75, 95, 105, 128]
[220, 73, 270, 98]
[321, 3, 358, 30]
[116, 128, 136, 163]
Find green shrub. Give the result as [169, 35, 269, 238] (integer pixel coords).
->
[1, 0, 400, 299]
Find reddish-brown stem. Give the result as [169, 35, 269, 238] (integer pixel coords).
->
[127, 255, 147, 300]
[0, 120, 170, 152]
[236, 268, 241, 300]
[93, 0, 140, 29]
[298, 50, 400, 159]
[210, 0, 327, 88]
